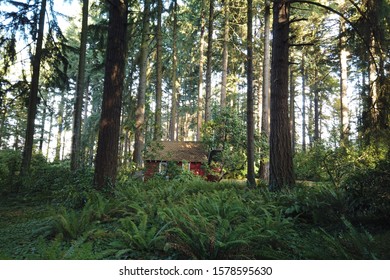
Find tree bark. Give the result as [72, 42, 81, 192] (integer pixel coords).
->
[94, 0, 128, 189]
[197, 1, 206, 141]
[289, 62, 296, 153]
[313, 66, 320, 142]
[269, 0, 295, 191]
[154, 0, 163, 141]
[246, 0, 256, 187]
[55, 93, 65, 161]
[169, 0, 179, 141]
[21, 0, 47, 176]
[134, 0, 150, 168]
[38, 101, 46, 153]
[71, 0, 89, 171]
[339, 18, 349, 146]
[220, 0, 229, 109]
[259, 0, 271, 181]
[205, 0, 214, 123]
[301, 53, 306, 152]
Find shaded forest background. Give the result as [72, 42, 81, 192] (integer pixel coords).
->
[0, 0, 389, 260]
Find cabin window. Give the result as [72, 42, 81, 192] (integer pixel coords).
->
[182, 161, 190, 171]
[159, 162, 167, 174]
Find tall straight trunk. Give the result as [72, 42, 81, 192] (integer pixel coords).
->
[38, 102, 46, 153]
[289, 63, 295, 153]
[154, 0, 163, 140]
[205, 0, 214, 123]
[133, 0, 150, 167]
[71, 0, 89, 171]
[339, 18, 349, 145]
[46, 111, 54, 159]
[81, 77, 90, 164]
[55, 94, 65, 161]
[94, 0, 128, 189]
[246, 0, 256, 187]
[0, 108, 6, 148]
[259, 0, 271, 181]
[313, 67, 320, 142]
[301, 53, 306, 152]
[197, 1, 206, 141]
[220, 0, 229, 109]
[269, 0, 294, 191]
[21, 0, 47, 176]
[169, 0, 178, 141]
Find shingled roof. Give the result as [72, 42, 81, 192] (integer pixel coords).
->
[145, 141, 209, 163]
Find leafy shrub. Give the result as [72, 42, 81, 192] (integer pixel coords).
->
[46, 193, 113, 241]
[302, 218, 377, 259]
[294, 143, 328, 181]
[277, 184, 346, 226]
[0, 149, 21, 194]
[109, 211, 168, 259]
[53, 167, 94, 209]
[342, 159, 390, 223]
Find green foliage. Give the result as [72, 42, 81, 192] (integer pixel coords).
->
[294, 143, 328, 181]
[47, 193, 113, 241]
[0, 149, 21, 194]
[109, 211, 168, 259]
[305, 219, 377, 259]
[201, 109, 249, 179]
[341, 159, 390, 223]
[277, 184, 346, 226]
[294, 144, 388, 187]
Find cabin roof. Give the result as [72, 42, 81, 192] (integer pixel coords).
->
[145, 141, 208, 163]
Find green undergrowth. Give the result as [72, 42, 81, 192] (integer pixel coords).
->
[1, 158, 390, 259]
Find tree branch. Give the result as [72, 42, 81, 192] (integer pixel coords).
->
[288, 0, 379, 73]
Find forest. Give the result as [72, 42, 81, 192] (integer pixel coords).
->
[0, 0, 389, 259]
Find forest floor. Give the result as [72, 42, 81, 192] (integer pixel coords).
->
[0, 192, 53, 259]
[0, 182, 390, 260]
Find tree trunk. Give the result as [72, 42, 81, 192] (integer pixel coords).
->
[205, 0, 214, 123]
[46, 110, 54, 159]
[339, 18, 349, 146]
[301, 53, 306, 152]
[289, 62, 296, 153]
[313, 66, 320, 142]
[94, 0, 128, 189]
[134, 0, 150, 168]
[220, 0, 229, 109]
[38, 101, 46, 153]
[259, 0, 271, 181]
[169, 0, 179, 141]
[55, 94, 65, 161]
[269, 0, 295, 191]
[154, 0, 163, 141]
[246, 0, 256, 187]
[21, 0, 47, 176]
[197, 1, 206, 141]
[71, 0, 89, 171]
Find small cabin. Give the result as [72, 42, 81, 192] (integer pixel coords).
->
[144, 141, 209, 180]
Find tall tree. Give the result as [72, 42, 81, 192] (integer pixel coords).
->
[220, 0, 230, 109]
[205, 0, 214, 123]
[134, 0, 150, 167]
[259, 0, 271, 181]
[339, 17, 349, 146]
[246, 0, 256, 187]
[94, 0, 128, 189]
[197, 0, 206, 140]
[71, 0, 89, 171]
[269, 0, 295, 191]
[169, 0, 179, 141]
[21, 0, 47, 176]
[154, 0, 163, 140]
[301, 52, 306, 152]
